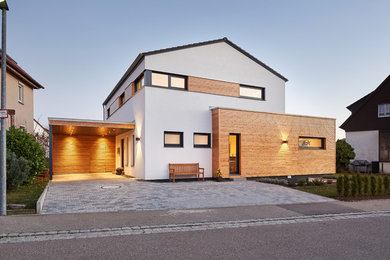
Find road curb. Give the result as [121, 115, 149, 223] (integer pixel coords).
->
[36, 182, 50, 214]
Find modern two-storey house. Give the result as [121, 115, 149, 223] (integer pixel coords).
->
[49, 38, 335, 180]
[340, 75, 390, 173]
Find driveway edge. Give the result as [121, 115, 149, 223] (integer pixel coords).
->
[36, 182, 50, 214]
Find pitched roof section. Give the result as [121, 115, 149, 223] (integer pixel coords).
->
[103, 37, 288, 105]
[0, 50, 44, 89]
[340, 74, 390, 131]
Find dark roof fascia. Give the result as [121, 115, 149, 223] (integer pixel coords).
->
[340, 74, 390, 130]
[0, 50, 44, 89]
[103, 53, 144, 105]
[103, 37, 288, 105]
[346, 92, 372, 112]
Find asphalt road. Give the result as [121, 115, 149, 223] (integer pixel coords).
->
[1, 215, 390, 259]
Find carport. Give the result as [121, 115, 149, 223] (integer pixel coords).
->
[48, 118, 135, 180]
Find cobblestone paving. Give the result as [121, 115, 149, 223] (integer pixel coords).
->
[41, 173, 334, 214]
[1, 211, 389, 244]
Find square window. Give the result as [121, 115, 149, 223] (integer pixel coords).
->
[171, 76, 186, 89]
[194, 133, 211, 148]
[152, 73, 169, 87]
[164, 131, 183, 147]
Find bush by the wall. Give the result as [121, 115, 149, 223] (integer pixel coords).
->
[343, 174, 350, 197]
[351, 175, 358, 196]
[6, 126, 47, 181]
[297, 178, 307, 186]
[370, 175, 377, 196]
[363, 175, 369, 195]
[336, 176, 344, 197]
[377, 176, 383, 195]
[356, 173, 362, 196]
[336, 139, 356, 172]
[258, 178, 288, 186]
[384, 176, 390, 194]
[6, 150, 31, 190]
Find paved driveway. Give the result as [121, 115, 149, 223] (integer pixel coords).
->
[42, 173, 334, 214]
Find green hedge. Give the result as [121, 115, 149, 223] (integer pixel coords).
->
[338, 174, 389, 197]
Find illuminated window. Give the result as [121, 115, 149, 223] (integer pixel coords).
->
[135, 74, 145, 93]
[378, 104, 390, 117]
[240, 85, 265, 100]
[194, 133, 211, 148]
[151, 72, 186, 90]
[299, 137, 325, 150]
[164, 131, 183, 147]
[18, 82, 24, 103]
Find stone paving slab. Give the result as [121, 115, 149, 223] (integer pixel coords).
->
[41, 173, 334, 214]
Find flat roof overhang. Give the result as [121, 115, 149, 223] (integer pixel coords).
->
[48, 117, 134, 136]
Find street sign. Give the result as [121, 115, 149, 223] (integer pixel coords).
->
[0, 109, 8, 118]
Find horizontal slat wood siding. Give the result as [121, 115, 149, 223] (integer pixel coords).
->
[53, 135, 115, 173]
[212, 109, 336, 178]
[188, 76, 239, 97]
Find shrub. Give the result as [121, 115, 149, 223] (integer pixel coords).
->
[356, 173, 362, 196]
[322, 174, 337, 180]
[384, 176, 390, 194]
[6, 126, 47, 181]
[351, 175, 357, 196]
[336, 176, 344, 197]
[312, 178, 325, 186]
[258, 178, 288, 186]
[336, 139, 355, 172]
[343, 174, 350, 197]
[297, 178, 307, 186]
[370, 175, 377, 196]
[6, 150, 31, 190]
[363, 175, 369, 195]
[377, 176, 383, 195]
[326, 179, 333, 184]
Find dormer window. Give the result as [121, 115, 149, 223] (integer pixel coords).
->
[378, 104, 390, 118]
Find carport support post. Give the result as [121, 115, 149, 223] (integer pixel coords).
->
[49, 125, 53, 180]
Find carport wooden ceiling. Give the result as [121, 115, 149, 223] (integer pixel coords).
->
[49, 119, 134, 136]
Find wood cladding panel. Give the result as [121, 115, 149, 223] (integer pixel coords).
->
[53, 135, 115, 173]
[188, 76, 239, 97]
[212, 109, 336, 178]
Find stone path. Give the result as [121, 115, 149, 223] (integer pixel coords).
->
[41, 173, 334, 214]
[2, 211, 389, 244]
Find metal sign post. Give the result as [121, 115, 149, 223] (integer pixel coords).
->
[0, 0, 8, 216]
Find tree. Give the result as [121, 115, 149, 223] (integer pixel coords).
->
[6, 126, 47, 181]
[336, 139, 355, 172]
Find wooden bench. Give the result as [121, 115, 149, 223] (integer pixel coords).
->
[169, 163, 204, 183]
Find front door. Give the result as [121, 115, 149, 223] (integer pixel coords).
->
[229, 134, 240, 175]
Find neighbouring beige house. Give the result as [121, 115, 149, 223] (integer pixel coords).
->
[0, 50, 44, 133]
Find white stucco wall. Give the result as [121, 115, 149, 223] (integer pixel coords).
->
[145, 41, 286, 113]
[144, 86, 285, 180]
[346, 131, 379, 162]
[104, 59, 145, 119]
[106, 89, 146, 179]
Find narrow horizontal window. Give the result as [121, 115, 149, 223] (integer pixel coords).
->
[171, 76, 186, 89]
[152, 73, 169, 87]
[164, 131, 183, 147]
[299, 137, 325, 150]
[378, 104, 390, 118]
[194, 133, 211, 148]
[240, 85, 264, 100]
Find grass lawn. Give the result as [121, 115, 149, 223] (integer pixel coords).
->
[294, 184, 338, 198]
[7, 177, 49, 210]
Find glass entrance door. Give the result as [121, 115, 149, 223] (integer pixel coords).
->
[229, 134, 240, 175]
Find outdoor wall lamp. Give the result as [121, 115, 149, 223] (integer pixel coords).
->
[135, 137, 140, 142]
[282, 139, 288, 144]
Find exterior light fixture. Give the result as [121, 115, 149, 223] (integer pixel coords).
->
[135, 137, 140, 142]
[282, 139, 288, 144]
[0, 0, 8, 11]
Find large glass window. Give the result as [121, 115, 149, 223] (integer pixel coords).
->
[380, 132, 390, 162]
[164, 131, 183, 147]
[194, 133, 211, 148]
[151, 72, 186, 90]
[240, 85, 265, 100]
[298, 137, 326, 150]
[378, 104, 390, 117]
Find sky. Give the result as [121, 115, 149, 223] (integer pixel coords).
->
[5, 0, 390, 139]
